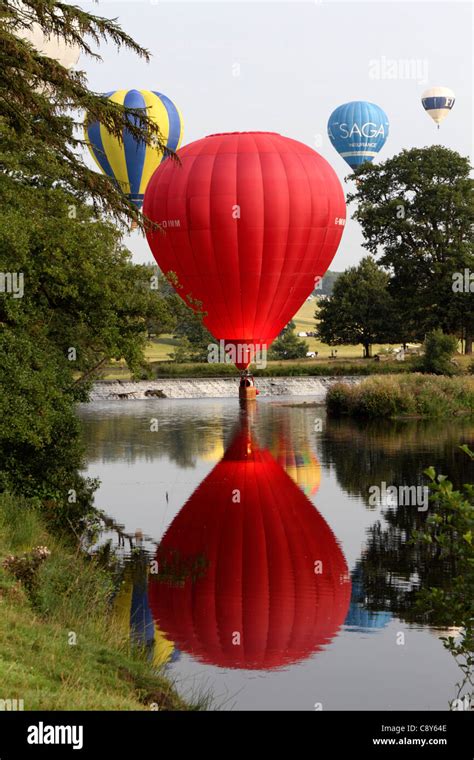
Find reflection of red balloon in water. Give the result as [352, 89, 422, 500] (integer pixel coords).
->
[143, 132, 346, 369]
[148, 422, 351, 670]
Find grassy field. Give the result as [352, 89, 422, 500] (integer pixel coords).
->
[0, 494, 199, 711]
[145, 336, 179, 362]
[118, 358, 418, 378]
[291, 298, 402, 358]
[98, 298, 473, 381]
[145, 299, 404, 361]
[101, 299, 413, 380]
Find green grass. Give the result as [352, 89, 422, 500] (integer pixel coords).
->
[146, 336, 179, 361]
[134, 358, 414, 378]
[100, 301, 412, 381]
[98, 301, 473, 381]
[101, 353, 472, 382]
[0, 494, 194, 711]
[92, 357, 418, 380]
[291, 299, 404, 357]
[327, 374, 474, 419]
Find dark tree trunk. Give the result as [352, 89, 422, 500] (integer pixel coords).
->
[465, 334, 473, 354]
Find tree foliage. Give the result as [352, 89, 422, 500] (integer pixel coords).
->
[0, 175, 173, 381]
[317, 256, 398, 357]
[348, 147, 474, 352]
[270, 325, 308, 360]
[0, 2, 178, 524]
[0, 174, 175, 517]
[313, 269, 340, 297]
[417, 329, 459, 376]
[0, 0, 173, 227]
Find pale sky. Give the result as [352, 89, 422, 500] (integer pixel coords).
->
[78, 0, 472, 269]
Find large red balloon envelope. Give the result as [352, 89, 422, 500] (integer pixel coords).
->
[143, 131, 346, 368]
[148, 422, 351, 670]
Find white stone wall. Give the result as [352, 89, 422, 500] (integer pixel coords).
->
[89, 376, 362, 401]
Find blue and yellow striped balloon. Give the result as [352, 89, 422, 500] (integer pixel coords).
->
[86, 89, 183, 210]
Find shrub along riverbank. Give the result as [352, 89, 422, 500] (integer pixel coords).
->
[102, 357, 420, 381]
[327, 375, 474, 419]
[101, 350, 474, 381]
[0, 494, 196, 711]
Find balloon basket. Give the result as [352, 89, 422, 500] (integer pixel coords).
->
[239, 370, 258, 402]
[239, 386, 257, 402]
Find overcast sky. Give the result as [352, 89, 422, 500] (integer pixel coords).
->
[78, 0, 472, 269]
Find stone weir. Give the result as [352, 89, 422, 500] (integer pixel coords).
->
[90, 376, 362, 402]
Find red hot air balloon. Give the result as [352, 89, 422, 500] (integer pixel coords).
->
[148, 421, 351, 670]
[143, 132, 346, 369]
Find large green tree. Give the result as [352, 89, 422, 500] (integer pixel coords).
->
[270, 321, 308, 360]
[348, 147, 474, 353]
[1, 176, 174, 381]
[312, 270, 341, 297]
[0, 1, 177, 526]
[0, 173, 174, 520]
[317, 256, 398, 358]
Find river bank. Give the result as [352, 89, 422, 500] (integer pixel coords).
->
[327, 375, 474, 419]
[0, 493, 196, 711]
[90, 376, 363, 401]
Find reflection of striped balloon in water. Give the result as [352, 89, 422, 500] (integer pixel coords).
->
[86, 89, 184, 210]
[149, 422, 351, 670]
[344, 562, 391, 633]
[113, 561, 176, 668]
[271, 436, 321, 497]
[200, 438, 225, 463]
[345, 605, 391, 632]
[421, 87, 455, 128]
[328, 101, 389, 171]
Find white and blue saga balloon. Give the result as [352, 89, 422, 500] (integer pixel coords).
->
[327, 101, 389, 171]
[421, 87, 455, 128]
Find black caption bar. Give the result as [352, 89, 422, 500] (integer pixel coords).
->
[0, 711, 472, 757]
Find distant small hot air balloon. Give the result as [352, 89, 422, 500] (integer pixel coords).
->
[20, 25, 80, 70]
[328, 101, 389, 171]
[14, 1, 80, 70]
[86, 89, 183, 211]
[144, 131, 346, 371]
[421, 87, 455, 128]
[148, 421, 351, 670]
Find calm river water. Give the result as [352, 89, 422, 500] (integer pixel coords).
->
[78, 397, 473, 711]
